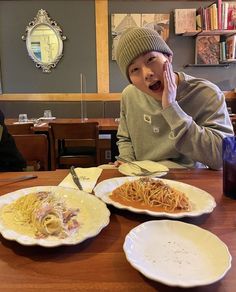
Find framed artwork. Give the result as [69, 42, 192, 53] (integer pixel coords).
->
[111, 13, 170, 60]
[195, 35, 220, 65]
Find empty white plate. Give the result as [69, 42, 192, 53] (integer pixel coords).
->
[123, 220, 232, 287]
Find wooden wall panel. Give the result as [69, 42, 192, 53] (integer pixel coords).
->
[95, 0, 109, 93]
[0, 93, 121, 101]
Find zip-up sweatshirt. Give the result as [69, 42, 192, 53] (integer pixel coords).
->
[117, 72, 234, 169]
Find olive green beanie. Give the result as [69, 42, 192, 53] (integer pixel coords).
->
[115, 27, 173, 81]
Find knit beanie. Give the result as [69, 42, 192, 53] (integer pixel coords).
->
[115, 27, 173, 81]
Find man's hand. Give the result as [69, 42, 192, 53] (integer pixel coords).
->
[162, 60, 177, 109]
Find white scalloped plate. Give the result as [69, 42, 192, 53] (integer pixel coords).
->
[93, 177, 216, 218]
[123, 220, 232, 287]
[118, 160, 168, 177]
[0, 186, 110, 247]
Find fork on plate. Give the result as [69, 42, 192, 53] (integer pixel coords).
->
[115, 156, 166, 176]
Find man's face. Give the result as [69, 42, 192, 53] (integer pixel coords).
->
[128, 51, 170, 100]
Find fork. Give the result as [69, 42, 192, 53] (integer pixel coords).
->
[115, 156, 165, 176]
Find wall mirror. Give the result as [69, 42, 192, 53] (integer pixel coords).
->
[22, 9, 66, 73]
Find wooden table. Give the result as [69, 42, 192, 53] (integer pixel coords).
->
[5, 118, 120, 162]
[5, 118, 119, 132]
[0, 169, 235, 291]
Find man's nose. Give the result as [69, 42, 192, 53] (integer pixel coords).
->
[143, 67, 154, 81]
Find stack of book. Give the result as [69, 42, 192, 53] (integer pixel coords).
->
[174, 1, 236, 33]
[195, 34, 236, 64]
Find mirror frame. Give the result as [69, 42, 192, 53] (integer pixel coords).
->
[22, 9, 66, 73]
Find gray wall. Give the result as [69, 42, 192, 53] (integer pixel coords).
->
[0, 100, 121, 118]
[0, 0, 97, 93]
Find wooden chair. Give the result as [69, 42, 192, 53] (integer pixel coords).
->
[6, 123, 34, 135]
[49, 122, 100, 169]
[12, 134, 49, 170]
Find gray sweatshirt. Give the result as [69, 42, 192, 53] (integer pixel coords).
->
[117, 72, 234, 169]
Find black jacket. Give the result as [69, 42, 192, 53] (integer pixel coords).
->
[0, 110, 26, 171]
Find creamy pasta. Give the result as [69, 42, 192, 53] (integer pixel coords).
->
[3, 191, 80, 238]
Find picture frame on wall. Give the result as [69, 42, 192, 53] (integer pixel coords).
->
[195, 35, 220, 64]
[111, 13, 170, 60]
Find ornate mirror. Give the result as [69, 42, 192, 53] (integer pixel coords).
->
[22, 9, 66, 73]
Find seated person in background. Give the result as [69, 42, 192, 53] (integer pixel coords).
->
[115, 27, 234, 169]
[0, 110, 26, 171]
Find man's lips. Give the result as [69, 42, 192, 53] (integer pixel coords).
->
[149, 80, 161, 91]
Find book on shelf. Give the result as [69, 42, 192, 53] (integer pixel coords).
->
[227, 2, 236, 30]
[174, 8, 196, 34]
[205, 2, 218, 30]
[226, 34, 236, 60]
[211, 3, 218, 30]
[217, 0, 222, 30]
[195, 35, 220, 64]
[193, 1, 236, 32]
[196, 7, 205, 30]
[222, 2, 229, 30]
[220, 41, 226, 61]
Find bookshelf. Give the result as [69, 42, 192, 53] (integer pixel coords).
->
[184, 63, 230, 68]
[174, 3, 236, 67]
[182, 29, 236, 67]
[182, 30, 236, 67]
[183, 29, 236, 36]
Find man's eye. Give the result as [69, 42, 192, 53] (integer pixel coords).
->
[130, 67, 138, 74]
[148, 56, 156, 62]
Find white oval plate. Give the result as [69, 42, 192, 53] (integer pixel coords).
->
[118, 160, 169, 177]
[123, 220, 232, 287]
[93, 177, 216, 218]
[0, 186, 110, 247]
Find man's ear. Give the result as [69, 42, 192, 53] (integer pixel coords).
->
[163, 53, 173, 63]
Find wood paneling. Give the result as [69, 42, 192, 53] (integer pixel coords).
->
[0, 93, 121, 101]
[1, 91, 235, 102]
[95, 0, 109, 93]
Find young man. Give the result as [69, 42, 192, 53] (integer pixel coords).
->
[115, 27, 234, 169]
[0, 110, 26, 171]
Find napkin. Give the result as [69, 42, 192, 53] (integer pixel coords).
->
[59, 167, 103, 193]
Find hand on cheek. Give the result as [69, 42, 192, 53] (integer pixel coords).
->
[162, 60, 177, 109]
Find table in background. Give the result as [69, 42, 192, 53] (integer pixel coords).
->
[0, 168, 235, 291]
[6, 118, 120, 164]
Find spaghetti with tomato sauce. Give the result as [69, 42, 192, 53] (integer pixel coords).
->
[110, 178, 191, 213]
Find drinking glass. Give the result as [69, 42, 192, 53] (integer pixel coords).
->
[18, 114, 28, 123]
[223, 136, 236, 199]
[43, 110, 52, 118]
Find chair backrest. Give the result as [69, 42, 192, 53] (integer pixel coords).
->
[6, 123, 34, 135]
[12, 134, 49, 170]
[49, 122, 100, 169]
